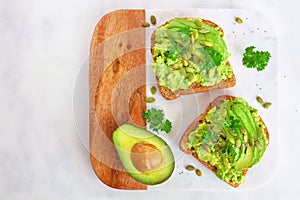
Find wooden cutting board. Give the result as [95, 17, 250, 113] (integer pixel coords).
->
[89, 10, 148, 190]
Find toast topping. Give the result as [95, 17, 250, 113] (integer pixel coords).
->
[151, 18, 233, 92]
[185, 97, 268, 185]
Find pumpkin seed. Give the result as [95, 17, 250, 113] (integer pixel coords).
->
[145, 97, 155, 103]
[199, 29, 209, 34]
[193, 42, 202, 49]
[141, 22, 150, 27]
[188, 73, 194, 81]
[249, 137, 254, 147]
[229, 137, 235, 144]
[259, 129, 264, 137]
[203, 40, 213, 47]
[150, 15, 157, 25]
[172, 63, 182, 69]
[203, 145, 211, 153]
[195, 19, 202, 27]
[241, 128, 247, 135]
[228, 156, 234, 163]
[223, 157, 229, 167]
[235, 17, 243, 24]
[195, 169, 202, 177]
[185, 165, 195, 171]
[263, 102, 272, 109]
[244, 134, 248, 142]
[256, 96, 264, 104]
[179, 68, 186, 76]
[191, 35, 195, 43]
[182, 59, 189, 67]
[256, 140, 263, 150]
[150, 86, 157, 95]
[182, 52, 191, 60]
[231, 132, 238, 137]
[236, 139, 242, 148]
[193, 29, 199, 40]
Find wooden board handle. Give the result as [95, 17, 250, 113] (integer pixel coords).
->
[89, 10, 147, 190]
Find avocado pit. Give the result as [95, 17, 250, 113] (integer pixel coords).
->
[131, 143, 162, 172]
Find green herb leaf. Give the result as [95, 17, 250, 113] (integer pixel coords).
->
[167, 43, 186, 61]
[224, 116, 242, 133]
[202, 130, 219, 144]
[161, 119, 172, 133]
[198, 47, 222, 69]
[225, 141, 237, 157]
[142, 108, 172, 134]
[242, 46, 271, 71]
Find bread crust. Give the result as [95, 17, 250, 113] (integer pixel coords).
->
[179, 95, 270, 187]
[151, 18, 236, 100]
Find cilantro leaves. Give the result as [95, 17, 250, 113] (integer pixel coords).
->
[202, 130, 219, 144]
[198, 47, 222, 69]
[242, 46, 271, 71]
[142, 108, 172, 134]
[224, 116, 242, 134]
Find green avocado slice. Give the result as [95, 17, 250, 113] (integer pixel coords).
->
[112, 124, 175, 185]
[232, 103, 258, 138]
[235, 146, 254, 171]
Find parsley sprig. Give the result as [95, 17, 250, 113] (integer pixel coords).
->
[142, 108, 172, 134]
[242, 46, 271, 71]
[202, 130, 219, 144]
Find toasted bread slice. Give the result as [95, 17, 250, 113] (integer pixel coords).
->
[180, 95, 269, 187]
[151, 19, 236, 100]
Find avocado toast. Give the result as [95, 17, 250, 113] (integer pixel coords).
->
[151, 18, 236, 100]
[180, 95, 269, 187]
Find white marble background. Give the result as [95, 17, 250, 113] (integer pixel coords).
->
[0, 0, 299, 199]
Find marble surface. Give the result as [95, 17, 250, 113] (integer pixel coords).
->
[0, 0, 299, 199]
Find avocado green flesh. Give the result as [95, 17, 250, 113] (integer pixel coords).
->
[112, 124, 175, 185]
[235, 147, 253, 170]
[151, 18, 233, 92]
[186, 97, 268, 185]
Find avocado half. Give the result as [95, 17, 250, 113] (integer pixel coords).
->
[112, 124, 175, 185]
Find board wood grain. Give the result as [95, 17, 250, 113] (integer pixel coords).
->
[89, 10, 147, 190]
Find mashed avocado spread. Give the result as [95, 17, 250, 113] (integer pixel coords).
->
[186, 97, 268, 185]
[151, 18, 233, 92]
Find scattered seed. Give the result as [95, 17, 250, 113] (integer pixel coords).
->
[199, 29, 209, 34]
[228, 156, 234, 163]
[150, 15, 157, 25]
[256, 140, 263, 150]
[179, 68, 186, 76]
[188, 73, 194, 81]
[256, 96, 264, 104]
[185, 165, 195, 171]
[195, 19, 202, 27]
[145, 97, 155, 103]
[236, 139, 242, 148]
[182, 60, 189, 67]
[263, 102, 272, 109]
[249, 138, 254, 147]
[191, 35, 195, 43]
[195, 169, 202, 177]
[203, 145, 211, 153]
[244, 134, 248, 142]
[193, 29, 199, 40]
[229, 137, 235, 144]
[141, 22, 150, 27]
[203, 40, 213, 47]
[151, 86, 157, 95]
[235, 17, 243, 24]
